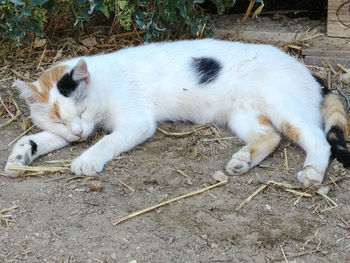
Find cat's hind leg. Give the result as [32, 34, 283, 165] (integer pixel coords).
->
[278, 120, 330, 186]
[5, 131, 69, 176]
[226, 111, 281, 175]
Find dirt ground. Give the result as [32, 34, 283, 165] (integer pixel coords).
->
[1, 14, 350, 263]
[1, 116, 350, 263]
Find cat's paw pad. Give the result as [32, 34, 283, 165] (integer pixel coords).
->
[297, 166, 323, 187]
[71, 154, 104, 176]
[226, 151, 251, 175]
[4, 139, 34, 177]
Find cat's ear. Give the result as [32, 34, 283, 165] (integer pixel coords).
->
[71, 59, 90, 84]
[13, 80, 37, 104]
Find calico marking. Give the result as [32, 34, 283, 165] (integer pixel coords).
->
[29, 140, 37, 156]
[312, 75, 330, 97]
[326, 125, 350, 167]
[57, 70, 78, 97]
[192, 57, 222, 84]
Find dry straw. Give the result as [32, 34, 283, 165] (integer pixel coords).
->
[112, 180, 227, 226]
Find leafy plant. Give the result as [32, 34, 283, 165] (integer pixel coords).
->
[0, 0, 263, 45]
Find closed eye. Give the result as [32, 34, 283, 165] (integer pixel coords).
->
[79, 107, 86, 118]
[56, 121, 66, 126]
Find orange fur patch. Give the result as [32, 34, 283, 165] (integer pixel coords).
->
[49, 101, 61, 120]
[322, 94, 348, 135]
[33, 65, 68, 102]
[244, 130, 281, 162]
[281, 121, 300, 142]
[257, 115, 272, 126]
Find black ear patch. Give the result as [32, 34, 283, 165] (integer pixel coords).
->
[192, 57, 222, 84]
[57, 70, 78, 97]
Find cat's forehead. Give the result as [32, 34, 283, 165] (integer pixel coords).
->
[33, 65, 70, 102]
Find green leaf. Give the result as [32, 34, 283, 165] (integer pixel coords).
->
[9, 0, 25, 6]
[29, 0, 49, 6]
[117, 0, 128, 10]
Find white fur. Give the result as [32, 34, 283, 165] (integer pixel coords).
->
[5, 39, 330, 186]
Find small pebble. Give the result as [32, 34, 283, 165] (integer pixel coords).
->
[264, 204, 272, 211]
[111, 253, 117, 259]
[212, 171, 228, 182]
[89, 181, 103, 192]
[340, 72, 350, 84]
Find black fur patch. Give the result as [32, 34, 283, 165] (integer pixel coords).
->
[326, 125, 350, 167]
[29, 140, 37, 156]
[192, 57, 222, 84]
[313, 75, 330, 97]
[57, 70, 78, 97]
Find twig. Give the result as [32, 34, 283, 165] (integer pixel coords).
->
[236, 184, 267, 211]
[112, 180, 227, 225]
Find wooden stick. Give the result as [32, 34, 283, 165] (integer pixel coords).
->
[112, 180, 227, 225]
[240, 0, 255, 25]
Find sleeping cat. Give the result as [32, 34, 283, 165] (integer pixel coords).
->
[4, 39, 350, 186]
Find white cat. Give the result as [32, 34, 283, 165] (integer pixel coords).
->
[4, 39, 350, 186]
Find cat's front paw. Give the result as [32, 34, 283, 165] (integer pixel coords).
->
[71, 153, 105, 176]
[4, 138, 36, 177]
[297, 166, 323, 187]
[226, 151, 251, 176]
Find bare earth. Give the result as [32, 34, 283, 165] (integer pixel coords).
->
[1, 116, 350, 263]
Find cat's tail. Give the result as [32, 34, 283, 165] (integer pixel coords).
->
[317, 76, 350, 167]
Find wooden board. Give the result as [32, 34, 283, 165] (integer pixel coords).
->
[327, 0, 350, 38]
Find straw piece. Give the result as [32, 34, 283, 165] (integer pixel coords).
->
[156, 124, 212, 137]
[8, 165, 69, 172]
[236, 184, 267, 211]
[0, 95, 15, 118]
[118, 179, 135, 192]
[175, 167, 189, 178]
[8, 125, 35, 146]
[112, 180, 227, 225]
[284, 189, 311, 198]
[0, 205, 18, 214]
[280, 245, 289, 263]
[284, 148, 289, 173]
[0, 112, 21, 129]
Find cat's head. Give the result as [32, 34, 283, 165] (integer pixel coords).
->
[14, 59, 95, 142]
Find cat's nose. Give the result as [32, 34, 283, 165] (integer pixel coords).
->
[74, 131, 83, 137]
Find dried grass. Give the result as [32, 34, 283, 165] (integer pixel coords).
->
[112, 180, 227, 226]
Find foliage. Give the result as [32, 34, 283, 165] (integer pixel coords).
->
[0, 0, 262, 45]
